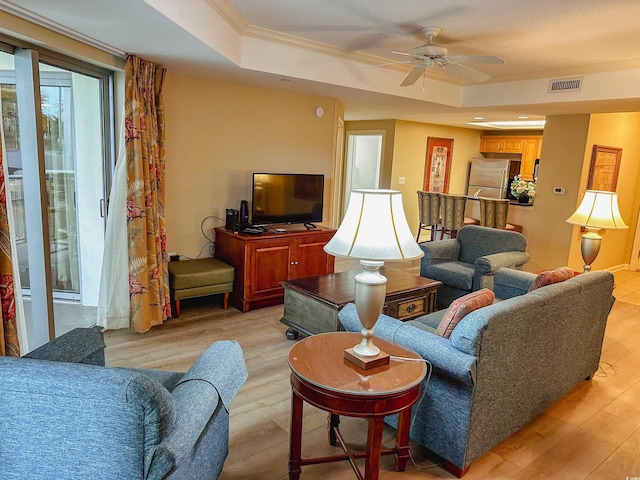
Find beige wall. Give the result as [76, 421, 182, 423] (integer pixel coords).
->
[390, 120, 483, 238]
[567, 113, 640, 271]
[525, 115, 591, 272]
[525, 113, 640, 273]
[163, 72, 341, 257]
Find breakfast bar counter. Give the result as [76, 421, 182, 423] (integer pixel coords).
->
[465, 198, 534, 236]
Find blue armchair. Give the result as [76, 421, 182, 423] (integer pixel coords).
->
[0, 328, 247, 480]
[420, 224, 530, 308]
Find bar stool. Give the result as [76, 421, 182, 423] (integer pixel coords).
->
[478, 197, 518, 231]
[416, 191, 442, 241]
[439, 193, 468, 239]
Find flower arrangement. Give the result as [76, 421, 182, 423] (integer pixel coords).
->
[510, 175, 536, 201]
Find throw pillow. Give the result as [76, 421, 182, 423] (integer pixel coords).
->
[528, 266, 575, 292]
[435, 288, 495, 339]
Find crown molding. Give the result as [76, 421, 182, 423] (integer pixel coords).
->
[204, 0, 248, 34]
[0, 0, 124, 56]
[205, 0, 406, 71]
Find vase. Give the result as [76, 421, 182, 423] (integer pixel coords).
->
[518, 195, 530, 204]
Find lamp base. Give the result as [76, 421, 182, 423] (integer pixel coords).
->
[581, 228, 603, 273]
[344, 347, 390, 370]
[352, 260, 387, 357]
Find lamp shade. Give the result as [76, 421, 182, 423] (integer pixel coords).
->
[324, 189, 424, 261]
[566, 190, 628, 230]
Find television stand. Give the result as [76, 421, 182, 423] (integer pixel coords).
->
[214, 226, 336, 312]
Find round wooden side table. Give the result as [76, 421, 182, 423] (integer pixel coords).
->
[288, 332, 426, 480]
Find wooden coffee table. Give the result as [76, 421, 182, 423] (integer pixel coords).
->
[281, 268, 441, 338]
[288, 332, 427, 480]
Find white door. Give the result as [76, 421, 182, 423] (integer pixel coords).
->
[344, 132, 384, 214]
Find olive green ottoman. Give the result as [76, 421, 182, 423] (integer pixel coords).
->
[168, 257, 235, 316]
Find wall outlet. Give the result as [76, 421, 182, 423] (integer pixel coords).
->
[398, 176, 406, 185]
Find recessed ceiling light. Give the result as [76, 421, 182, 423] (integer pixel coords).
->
[517, 116, 529, 119]
[467, 120, 546, 129]
[473, 116, 485, 120]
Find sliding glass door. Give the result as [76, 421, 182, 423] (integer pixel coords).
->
[0, 45, 113, 345]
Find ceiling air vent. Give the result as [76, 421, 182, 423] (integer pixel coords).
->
[548, 77, 583, 93]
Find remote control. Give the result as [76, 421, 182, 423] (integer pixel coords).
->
[243, 227, 263, 235]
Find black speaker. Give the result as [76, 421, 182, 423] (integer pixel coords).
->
[239, 200, 249, 227]
[225, 208, 239, 231]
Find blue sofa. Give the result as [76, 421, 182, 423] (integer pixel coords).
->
[339, 268, 615, 476]
[420, 225, 530, 308]
[0, 327, 247, 480]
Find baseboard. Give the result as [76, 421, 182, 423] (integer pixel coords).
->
[606, 263, 630, 272]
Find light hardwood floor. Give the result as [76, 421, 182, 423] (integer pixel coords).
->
[104, 267, 640, 479]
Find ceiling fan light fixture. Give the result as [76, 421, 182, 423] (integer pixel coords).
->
[413, 44, 447, 58]
[394, 27, 503, 86]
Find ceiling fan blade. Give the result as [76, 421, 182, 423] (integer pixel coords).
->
[439, 62, 491, 82]
[445, 55, 505, 64]
[354, 59, 416, 70]
[401, 67, 425, 86]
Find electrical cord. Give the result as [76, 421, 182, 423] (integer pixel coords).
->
[595, 361, 617, 377]
[389, 356, 428, 362]
[179, 215, 225, 260]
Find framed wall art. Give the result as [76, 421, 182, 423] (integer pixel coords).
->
[424, 137, 453, 193]
[587, 145, 622, 191]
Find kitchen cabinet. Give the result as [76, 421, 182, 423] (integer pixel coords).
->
[480, 136, 523, 154]
[520, 138, 542, 180]
[214, 226, 335, 312]
[480, 135, 542, 180]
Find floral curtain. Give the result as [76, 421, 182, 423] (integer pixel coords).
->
[0, 131, 19, 356]
[125, 54, 170, 333]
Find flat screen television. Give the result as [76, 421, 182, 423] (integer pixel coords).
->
[251, 173, 324, 225]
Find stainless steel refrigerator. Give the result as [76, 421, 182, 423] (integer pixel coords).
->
[467, 157, 521, 199]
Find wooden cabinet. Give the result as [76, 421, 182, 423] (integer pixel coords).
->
[520, 138, 542, 180]
[480, 136, 523, 154]
[214, 226, 335, 312]
[480, 135, 542, 180]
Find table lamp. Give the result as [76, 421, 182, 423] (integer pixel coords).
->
[324, 189, 424, 369]
[565, 190, 628, 273]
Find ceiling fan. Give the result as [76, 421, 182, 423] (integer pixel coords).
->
[393, 27, 504, 86]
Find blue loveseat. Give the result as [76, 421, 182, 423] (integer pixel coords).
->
[0, 328, 247, 480]
[339, 268, 615, 476]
